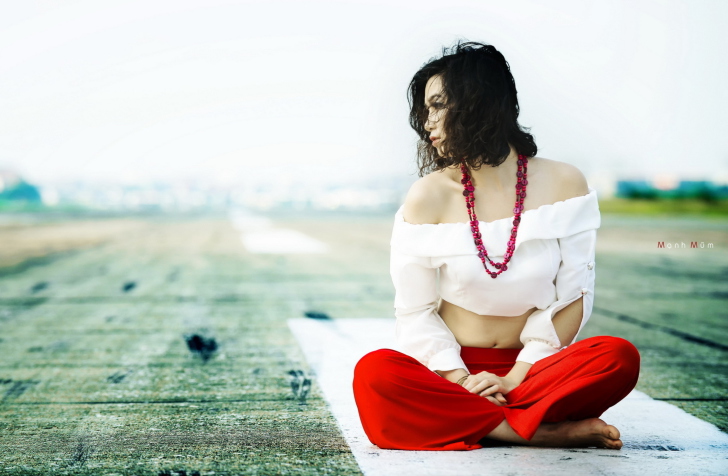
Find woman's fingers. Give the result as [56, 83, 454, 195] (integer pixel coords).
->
[464, 374, 510, 400]
[463, 371, 496, 390]
[485, 395, 504, 406]
[478, 384, 500, 397]
[468, 378, 495, 393]
[463, 376, 485, 392]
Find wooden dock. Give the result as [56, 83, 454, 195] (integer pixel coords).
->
[0, 210, 725, 475]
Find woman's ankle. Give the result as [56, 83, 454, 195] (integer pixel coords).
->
[482, 419, 529, 445]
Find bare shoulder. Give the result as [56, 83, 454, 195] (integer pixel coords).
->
[401, 169, 457, 224]
[532, 157, 589, 202]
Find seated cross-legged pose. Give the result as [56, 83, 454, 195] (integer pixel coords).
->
[352, 41, 640, 451]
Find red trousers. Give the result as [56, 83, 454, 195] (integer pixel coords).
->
[352, 336, 640, 451]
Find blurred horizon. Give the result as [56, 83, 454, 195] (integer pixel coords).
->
[1, 0, 728, 195]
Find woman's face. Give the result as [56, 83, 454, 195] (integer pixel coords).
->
[424, 75, 448, 157]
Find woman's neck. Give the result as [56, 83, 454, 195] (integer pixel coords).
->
[466, 147, 520, 192]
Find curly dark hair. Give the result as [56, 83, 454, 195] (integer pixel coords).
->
[408, 40, 538, 176]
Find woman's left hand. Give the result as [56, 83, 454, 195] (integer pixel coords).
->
[462, 371, 518, 400]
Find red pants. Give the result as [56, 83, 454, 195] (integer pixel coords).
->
[352, 336, 640, 451]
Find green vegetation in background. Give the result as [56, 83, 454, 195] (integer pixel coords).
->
[0, 200, 89, 214]
[599, 198, 728, 217]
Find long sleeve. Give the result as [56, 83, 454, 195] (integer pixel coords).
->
[390, 246, 468, 373]
[516, 228, 597, 364]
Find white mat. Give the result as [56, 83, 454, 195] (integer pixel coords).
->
[288, 318, 728, 476]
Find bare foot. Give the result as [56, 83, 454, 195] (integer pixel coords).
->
[533, 418, 623, 449]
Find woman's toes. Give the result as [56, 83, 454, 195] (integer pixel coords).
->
[601, 424, 622, 449]
[603, 424, 620, 441]
[607, 438, 623, 450]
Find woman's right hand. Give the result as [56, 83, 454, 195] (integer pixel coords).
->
[462, 375, 508, 406]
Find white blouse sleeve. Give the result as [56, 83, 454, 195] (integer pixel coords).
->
[390, 246, 469, 373]
[516, 228, 597, 364]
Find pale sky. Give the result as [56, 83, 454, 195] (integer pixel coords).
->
[1, 0, 727, 188]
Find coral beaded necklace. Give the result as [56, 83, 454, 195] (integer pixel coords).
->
[459, 154, 528, 279]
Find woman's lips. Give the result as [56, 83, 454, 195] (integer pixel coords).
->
[431, 138, 440, 145]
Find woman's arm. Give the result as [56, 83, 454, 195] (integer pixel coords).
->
[551, 295, 584, 350]
[391, 243, 469, 375]
[504, 297, 583, 387]
[515, 166, 596, 365]
[435, 368, 470, 384]
[393, 177, 470, 380]
[515, 228, 597, 364]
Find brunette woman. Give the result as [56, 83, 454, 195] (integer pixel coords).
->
[352, 41, 640, 451]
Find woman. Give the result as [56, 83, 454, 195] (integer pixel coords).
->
[352, 41, 640, 451]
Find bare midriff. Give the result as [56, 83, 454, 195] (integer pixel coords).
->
[437, 298, 537, 348]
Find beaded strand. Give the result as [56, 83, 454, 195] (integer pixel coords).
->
[459, 154, 529, 279]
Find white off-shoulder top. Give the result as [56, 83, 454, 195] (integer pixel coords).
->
[390, 186, 600, 371]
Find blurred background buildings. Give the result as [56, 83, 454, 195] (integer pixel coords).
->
[2, 168, 727, 212]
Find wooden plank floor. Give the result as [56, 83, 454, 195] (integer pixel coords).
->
[0, 210, 725, 475]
